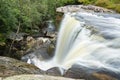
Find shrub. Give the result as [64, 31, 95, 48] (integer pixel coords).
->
[114, 4, 120, 13]
[77, 0, 120, 13]
[0, 0, 77, 42]
[95, 0, 111, 7]
[78, 0, 90, 4]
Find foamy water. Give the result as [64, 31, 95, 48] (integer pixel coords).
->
[22, 12, 120, 74]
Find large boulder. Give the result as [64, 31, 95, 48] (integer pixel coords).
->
[2, 75, 82, 80]
[0, 56, 45, 77]
[64, 64, 119, 80]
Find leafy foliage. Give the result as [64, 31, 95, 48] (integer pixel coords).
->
[0, 0, 76, 42]
[78, 0, 90, 4]
[77, 0, 120, 13]
[95, 0, 112, 7]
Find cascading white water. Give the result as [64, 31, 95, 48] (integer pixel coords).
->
[23, 12, 120, 73]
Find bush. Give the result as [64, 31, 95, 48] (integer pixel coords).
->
[77, 0, 120, 13]
[78, 0, 90, 4]
[0, 0, 17, 33]
[114, 4, 120, 13]
[95, 0, 111, 7]
[0, 0, 77, 42]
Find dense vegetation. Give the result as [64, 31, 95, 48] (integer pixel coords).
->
[0, 0, 76, 42]
[0, 0, 77, 59]
[78, 0, 120, 13]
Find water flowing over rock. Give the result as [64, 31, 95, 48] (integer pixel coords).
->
[22, 7, 120, 80]
[64, 64, 119, 80]
[22, 36, 56, 69]
[46, 67, 65, 76]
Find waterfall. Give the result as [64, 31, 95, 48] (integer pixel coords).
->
[23, 12, 120, 73]
[53, 12, 120, 71]
[53, 13, 83, 64]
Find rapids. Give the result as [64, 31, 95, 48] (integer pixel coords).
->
[22, 12, 120, 74]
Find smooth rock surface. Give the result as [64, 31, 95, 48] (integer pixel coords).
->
[2, 75, 83, 80]
[64, 64, 119, 80]
[0, 56, 45, 77]
[46, 67, 65, 76]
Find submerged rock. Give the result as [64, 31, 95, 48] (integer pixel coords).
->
[0, 56, 45, 77]
[64, 65, 93, 79]
[46, 67, 65, 76]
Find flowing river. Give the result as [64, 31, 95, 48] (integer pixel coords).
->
[23, 12, 120, 75]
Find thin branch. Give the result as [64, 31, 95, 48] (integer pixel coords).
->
[8, 22, 20, 54]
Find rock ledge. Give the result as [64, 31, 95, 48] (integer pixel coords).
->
[56, 5, 115, 13]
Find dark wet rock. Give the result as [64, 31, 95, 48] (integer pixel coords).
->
[46, 67, 65, 76]
[22, 36, 55, 61]
[25, 35, 56, 52]
[0, 43, 6, 56]
[2, 39, 27, 60]
[2, 28, 57, 60]
[2, 30, 56, 60]
[56, 5, 115, 13]
[25, 36, 50, 50]
[93, 68, 120, 80]
[21, 34, 57, 61]
[64, 65, 95, 80]
[42, 20, 56, 38]
[47, 44, 55, 57]
[64, 64, 119, 80]
[22, 47, 52, 62]
[91, 73, 118, 80]
[0, 56, 45, 77]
